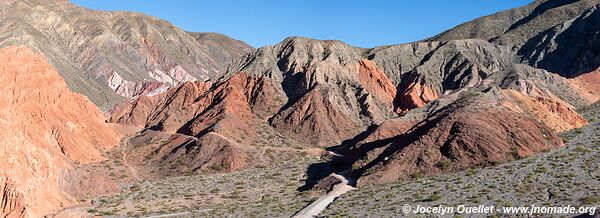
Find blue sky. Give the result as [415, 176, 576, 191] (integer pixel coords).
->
[71, 0, 533, 48]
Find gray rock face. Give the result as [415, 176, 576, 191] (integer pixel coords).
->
[227, 37, 395, 146]
[0, 0, 253, 109]
[429, 0, 600, 77]
[519, 5, 600, 77]
[367, 40, 516, 95]
[232, 37, 521, 101]
[430, 0, 599, 47]
[484, 64, 588, 107]
[187, 32, 255, 72]
[218, 32, 588, 147]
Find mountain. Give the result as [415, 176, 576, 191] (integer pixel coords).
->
[0, 46, 121, 217]
[114, 37, 521, 149]
[2, 0, 600, 216]
[342, 90, 566, 185]
[0, 0, 253, 109]
[332, 74, 587, 185]
[109, 31, 590, 188]
[431, 0, 600, 79]
[430, 0, 598, 47]
[519, 5, 600, 77]
[111, 37, 399, 148]
[105, 0, 600, 214]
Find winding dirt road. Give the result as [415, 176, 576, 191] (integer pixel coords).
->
[292, 173, 356, 218]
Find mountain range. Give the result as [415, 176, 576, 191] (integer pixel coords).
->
[0, 0, 599, 217]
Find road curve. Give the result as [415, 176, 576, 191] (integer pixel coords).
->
[293, 173, 356, 218]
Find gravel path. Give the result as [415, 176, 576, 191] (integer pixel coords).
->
[293, 173, 356, 218]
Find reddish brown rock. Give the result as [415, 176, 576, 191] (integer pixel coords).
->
[501, 90, 588, 132]
[108, 72, 290, 172]
[108, 82, 212, 129]
[0, 0, 255, 108]
[224, 38, 400, 146]
[109, 72, 285, 134]
[341, 92, 564, 186]
[568, 69, 600, 104]
[357, 59, 397, 106]
[0, 176, 26, 218]
[270, 86, 363, 146]
[0, 46, 121, 217]
[395, 77, 439, 114]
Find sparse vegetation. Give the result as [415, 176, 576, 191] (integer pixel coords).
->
[90, 154, 322, 217]
[321, 123, 600, 217]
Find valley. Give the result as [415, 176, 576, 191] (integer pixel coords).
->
[0, 0, 599, 217]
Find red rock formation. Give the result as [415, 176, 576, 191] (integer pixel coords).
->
[110, 58, 402, 148]
[0, 46, 121, 217]
[501, 90, 588, 132]
[343, 92, 564, 186]
[109, 72, 285, 134]
[395, 78, 439, 114]
[266, 59, 400, 146]
[357, 59, 397, 106]
[271, 86, 362, 146]
[108, 82, 212, 129]
[568, 69, 600, 104]
[0, 176, 25, 218]
[108, 73, 289, 172]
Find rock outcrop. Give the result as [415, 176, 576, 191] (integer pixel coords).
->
[330, 61, 589, 185]
[430, 0, 599, 47]
[112, 38, 403, 147]
[568, 69, 600, 103]
[500, 90, 588, 132]
[110, 33, 592, 180]
[0, 46, 121, 217]
[519, 5, 600, 77]
[0, 0, 253, 109]
[108, 0, 599, 189]
[338, 91, 565, 186]
[109, 72, 289, 171]
[429, 0, 600, 79]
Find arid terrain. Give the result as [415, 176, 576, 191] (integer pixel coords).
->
[0, 0, 599, 217]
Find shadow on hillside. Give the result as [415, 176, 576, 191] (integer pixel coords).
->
[297, 162, 335, 191]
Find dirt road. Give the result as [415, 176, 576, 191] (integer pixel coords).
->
[292, 173, 356, 218]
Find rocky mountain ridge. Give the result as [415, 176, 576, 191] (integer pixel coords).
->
[1, 0, 600, 216]
[109, 33, 592, 188]
[0, 0, 253, 109]
[0, 46, 121, 217]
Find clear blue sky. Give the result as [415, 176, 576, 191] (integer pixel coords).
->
[71, 0, 532, 48]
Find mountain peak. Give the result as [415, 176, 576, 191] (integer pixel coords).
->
[0, 0, 254, 109]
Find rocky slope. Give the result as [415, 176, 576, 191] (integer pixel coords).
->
[109, 31, 592, 184]
[333, 84, 586, 185]
[347, 90, 565, 185]
[431, 0, 600, 80]
[0, 46, 121, 217]
[0, 0, 598, 217]
[430, 0, 598, 47]
[99, 0, 599, 211]
[111, 37, 401, 148]
[324, 58, 590, 185]
[324, 120, 600, 217]
[0, 0, 253, 109]
[109, 71, 306, 172]
[519, 4, 600, 77]
[123, 130, 248, 176]
[113, 37, 519, 148]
